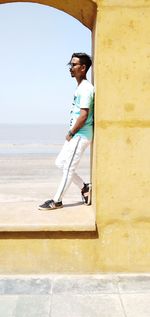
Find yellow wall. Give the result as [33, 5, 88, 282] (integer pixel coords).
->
[94, 0, 150, 271]
[0, 0, 150, 273]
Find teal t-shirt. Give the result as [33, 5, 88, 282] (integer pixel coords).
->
[69, 79, 94, 140]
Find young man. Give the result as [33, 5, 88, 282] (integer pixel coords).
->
[39, 52, 94, 210]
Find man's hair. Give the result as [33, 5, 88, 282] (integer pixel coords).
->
[69, 53, 92, 73]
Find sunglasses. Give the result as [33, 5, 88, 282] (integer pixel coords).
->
[69, 63, 81, 68]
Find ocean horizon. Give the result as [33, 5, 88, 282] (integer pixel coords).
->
[0, 123, 67, 154]
[0, 123, 90, 155]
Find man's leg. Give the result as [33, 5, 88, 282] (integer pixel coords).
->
[39, 137, 90, 210]
[55, 141, 69, 169]
[72, 172, 84, 189]
[55, 141, 85, 190]
[53, 136, 90, 203]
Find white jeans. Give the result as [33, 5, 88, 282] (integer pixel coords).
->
[53, 136, 91, 202]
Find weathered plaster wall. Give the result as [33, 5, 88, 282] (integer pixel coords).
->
[0, 0, 150, 273]
[94, 0, 150, 271]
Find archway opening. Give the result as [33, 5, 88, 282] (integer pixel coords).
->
[0, 2, 96, 228]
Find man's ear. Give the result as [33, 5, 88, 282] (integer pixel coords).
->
[81, 64, 86, 73]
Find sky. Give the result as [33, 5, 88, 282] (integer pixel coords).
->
[0, 3, 91, 125]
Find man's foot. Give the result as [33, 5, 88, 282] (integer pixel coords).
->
[38, 199, 63, 210]
[81, 183, 92, 205]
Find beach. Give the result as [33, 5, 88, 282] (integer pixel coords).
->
[0, 150, 93, 232]
[0, 124, 91, 229]
[0, 150, 90, 206]
[0, 124, 90, 204]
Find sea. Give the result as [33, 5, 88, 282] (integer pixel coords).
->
[0, 124, 67, 155]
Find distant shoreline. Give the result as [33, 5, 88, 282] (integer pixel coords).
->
[0, 124, 90, 155]
[0, 124, 67, 151]
[0, 143, 90, 155]
[0, 143, 63, 155]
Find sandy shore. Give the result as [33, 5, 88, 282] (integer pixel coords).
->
[0, 151, 90, 205]
[0, 151, 95, 232]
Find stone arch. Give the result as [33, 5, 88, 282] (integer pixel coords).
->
[0, 0, 97, 227]
[0, 0, 97, 30]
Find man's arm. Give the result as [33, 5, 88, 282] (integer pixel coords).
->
[66, 108, 89, 141]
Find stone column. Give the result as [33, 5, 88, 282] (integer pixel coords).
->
[93, 0, 150, 270]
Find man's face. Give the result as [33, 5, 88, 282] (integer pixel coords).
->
[69, 57, 85, 78]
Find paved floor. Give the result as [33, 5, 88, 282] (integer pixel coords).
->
[0, 274, 150, 316]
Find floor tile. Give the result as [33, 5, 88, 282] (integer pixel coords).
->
[121, 294, 150, 317]
[51, 294, 124, 317]
[15, 295, 51, 317]
[0, 296, 18, 317]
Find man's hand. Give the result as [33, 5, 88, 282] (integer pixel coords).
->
[66, 108, 89, 141]
[66, 133, 73, 142]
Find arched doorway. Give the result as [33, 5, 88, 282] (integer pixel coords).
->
[0, 1, 94, 218]
[0, 0, 97, 30]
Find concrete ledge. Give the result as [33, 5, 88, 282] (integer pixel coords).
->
[0, 274, 150, 295]
[0, 202, 96, 232]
